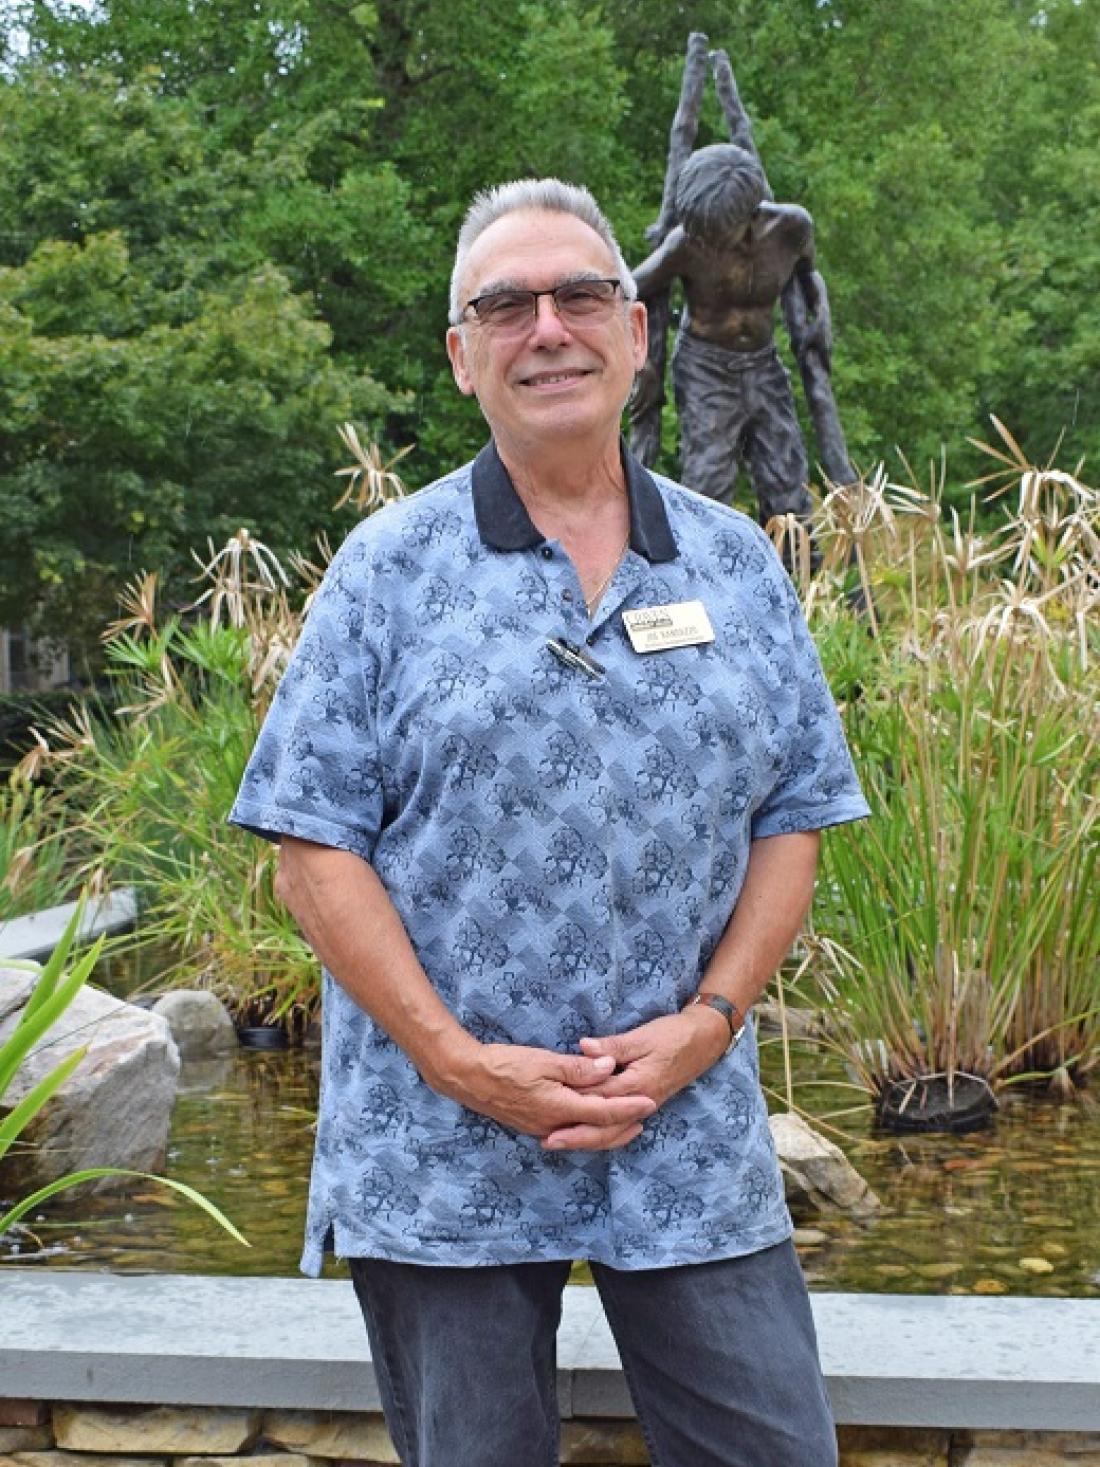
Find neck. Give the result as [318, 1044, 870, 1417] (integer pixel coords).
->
[494, 428, 627, 525]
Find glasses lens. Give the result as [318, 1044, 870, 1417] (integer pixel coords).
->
[553, 280, 619, 319]
[471, 291, 534, 328]
[467, 280, 621, 331]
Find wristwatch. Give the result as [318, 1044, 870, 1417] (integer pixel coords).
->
[683, 991, 747, 1055]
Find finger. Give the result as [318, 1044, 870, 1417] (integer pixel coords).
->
[557, 1092, 656, 1127]
[555, 1052, 617, 1088]
[542, 1121, 644, 1152]
[578, 1033, 647, 1065]
[582, 1070, 656, 1100]
[539, 1126, 627, 1150]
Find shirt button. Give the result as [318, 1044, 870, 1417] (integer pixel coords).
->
[562, 590, 573, 603]
[586, 633, 597, 646]
[540, 546, 553, 560]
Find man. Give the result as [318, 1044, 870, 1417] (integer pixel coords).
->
[632, 143, 832, 531]
[229, 177, 868, 1466]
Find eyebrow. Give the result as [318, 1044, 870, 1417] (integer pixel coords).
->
[468, 270, 609, 300]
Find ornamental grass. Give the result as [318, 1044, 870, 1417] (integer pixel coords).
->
[0, 778, 75, 922]
[774, 420, 1100, 1105]
[11, 421, 1099, 1093]
[10, 427, 402, 1031]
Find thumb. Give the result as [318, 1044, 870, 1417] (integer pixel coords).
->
[579, 1031, 644, 1064]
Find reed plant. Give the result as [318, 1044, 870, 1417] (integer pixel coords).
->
[0, 778, 76, 922]
[15, 546, 319, 1029]
[13, 428, 403, 1030]
[775, 422, 1100, 1106]
[15, 420, 1098, 1101]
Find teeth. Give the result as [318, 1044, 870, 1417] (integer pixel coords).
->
[529, 372, 583, 385]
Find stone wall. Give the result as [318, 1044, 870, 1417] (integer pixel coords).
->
[2, 1401, 1099, 1466]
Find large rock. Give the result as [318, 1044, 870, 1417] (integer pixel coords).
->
[770, 1111, 882, 1219]
[0, 966, 37, 1025]
[152, 989, 237, 1058]
[0, 963, 180, 1194]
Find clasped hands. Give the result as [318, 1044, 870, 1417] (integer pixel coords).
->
[447, 1009, 730, 1154]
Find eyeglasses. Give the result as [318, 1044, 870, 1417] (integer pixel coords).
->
[462, 278, 623, 334]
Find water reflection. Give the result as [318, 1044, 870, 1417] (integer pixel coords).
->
[3, 1043, 1098, 1295]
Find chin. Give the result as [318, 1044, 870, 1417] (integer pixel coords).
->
[527, 403, 605, 437]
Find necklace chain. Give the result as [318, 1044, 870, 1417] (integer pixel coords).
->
[584, 534, 630, 617]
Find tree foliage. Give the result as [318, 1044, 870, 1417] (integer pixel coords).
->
[0, 0, 1097, 656]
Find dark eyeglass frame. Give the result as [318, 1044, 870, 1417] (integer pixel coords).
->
[461, 277, 624, 329]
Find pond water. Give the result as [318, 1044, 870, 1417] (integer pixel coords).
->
[3, 1038, 1098, 1295]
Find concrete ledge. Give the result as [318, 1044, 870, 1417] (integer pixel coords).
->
[0, 1271, 1097, 1430]
[0, 888, 138, 963]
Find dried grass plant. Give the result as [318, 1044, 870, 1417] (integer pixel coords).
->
[787, 420, 1100, 1107]
[12, 419, 1098, 1095]
[14, 431, 406, 1031]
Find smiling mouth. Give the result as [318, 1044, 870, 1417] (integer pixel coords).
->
[520, 368, 592, 387]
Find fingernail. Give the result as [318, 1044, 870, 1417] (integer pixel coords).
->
[593, 1054, 614, 1069]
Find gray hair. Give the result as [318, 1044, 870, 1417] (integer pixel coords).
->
[448, 177, 637, 325]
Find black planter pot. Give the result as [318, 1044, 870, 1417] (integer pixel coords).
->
[236, 1025, 289, 1051]
[876, 1071, 997, 1135]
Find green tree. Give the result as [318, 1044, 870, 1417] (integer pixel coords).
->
[0, 60, 401, 660]
[0, 231, 390, 652]
[605, 0, 1058, 485]
[1, 0, 1097, 651]
[980, 0, 1100, 469]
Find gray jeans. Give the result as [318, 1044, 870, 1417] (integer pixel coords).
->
[348, 1239, 837, 1467]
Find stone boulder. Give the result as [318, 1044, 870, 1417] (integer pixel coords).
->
[770, 1111, 882, 1219]
[152, 990, 237, 1058]
[0, 963, 180, 1194]
[0, 964, 37, 1025]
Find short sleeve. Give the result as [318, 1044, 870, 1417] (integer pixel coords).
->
[227, 533, 383, 861]
[750, 581, 870, 840]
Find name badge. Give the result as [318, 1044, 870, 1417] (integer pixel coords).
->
[622, 600, 715, 653]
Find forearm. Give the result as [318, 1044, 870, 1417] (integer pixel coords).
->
[631, 231, 684, 300]
[276, 836, 656, 1146]
[568, 830, 822, 1126]
[697, 830, 820, 1021]
[275, 836, 477, 1094]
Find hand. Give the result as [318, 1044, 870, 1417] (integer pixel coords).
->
[542, 1011, 728, 1151]
[448, 1042, 657, 1151]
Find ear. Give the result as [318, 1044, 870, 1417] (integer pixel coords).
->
[446, 325, 477, 397]
[627, 299, 648, 373]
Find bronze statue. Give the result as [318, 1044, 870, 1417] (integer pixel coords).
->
[630, 36, 855, 533]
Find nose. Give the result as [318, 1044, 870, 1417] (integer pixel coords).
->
[529, 291, 573, 348]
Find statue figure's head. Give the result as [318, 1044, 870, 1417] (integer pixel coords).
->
[675, 144, 768, 246]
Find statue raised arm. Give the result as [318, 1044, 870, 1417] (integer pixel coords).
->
[628, 31, 709, 466]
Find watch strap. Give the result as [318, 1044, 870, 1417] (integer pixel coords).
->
[684, 992, 746, 1054]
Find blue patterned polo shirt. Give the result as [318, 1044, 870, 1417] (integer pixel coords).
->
[229, 441, 869, 1276]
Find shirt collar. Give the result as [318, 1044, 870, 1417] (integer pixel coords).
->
[470, 437, 679, 564]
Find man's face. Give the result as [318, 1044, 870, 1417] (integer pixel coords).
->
[446, 208, 647, 455]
